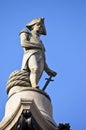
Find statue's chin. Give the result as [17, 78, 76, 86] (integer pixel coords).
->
[38, 31, 46, 35]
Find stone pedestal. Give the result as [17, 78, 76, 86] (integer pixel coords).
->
[0, 86, 57, 130]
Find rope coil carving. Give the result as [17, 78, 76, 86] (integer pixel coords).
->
[6, 70, 31, 94]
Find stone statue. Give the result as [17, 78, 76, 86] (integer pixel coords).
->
[0, 18, 71, 130]
[19, 18, 57, 88]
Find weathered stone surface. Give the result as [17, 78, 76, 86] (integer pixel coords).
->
[20, 17, 57, 88]
[0, 88, 57, 130]
[0, 18, 58, 130]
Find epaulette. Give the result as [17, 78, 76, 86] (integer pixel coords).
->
[19, 29, 31, 35]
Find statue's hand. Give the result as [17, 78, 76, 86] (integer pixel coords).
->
[47, 69, 57, 77]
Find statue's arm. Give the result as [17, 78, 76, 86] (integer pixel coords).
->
[44, 62, 57, 77]
[20, 32, 41, 49]
[21, 40, 41, 49]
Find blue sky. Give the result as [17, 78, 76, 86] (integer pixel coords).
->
[0, 0, 86, 130]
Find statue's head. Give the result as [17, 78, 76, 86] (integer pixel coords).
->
[26, 18, 47, 35]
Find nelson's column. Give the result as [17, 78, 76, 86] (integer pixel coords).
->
[0, 18, 71, 130]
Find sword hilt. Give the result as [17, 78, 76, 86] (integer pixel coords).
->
[42, 76, 54, 91]
[45, 77, 54, 82]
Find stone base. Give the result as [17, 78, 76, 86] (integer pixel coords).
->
[0, 87, 57, 130]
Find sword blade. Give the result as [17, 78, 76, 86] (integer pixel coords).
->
[42, 76, 54, 91]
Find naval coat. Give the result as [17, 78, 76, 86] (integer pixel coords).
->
[20, 29, 45, 70]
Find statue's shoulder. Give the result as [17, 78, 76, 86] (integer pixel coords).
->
[19, 28, 31, 36]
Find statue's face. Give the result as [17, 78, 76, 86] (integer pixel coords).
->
[33, 23, 41, 33]
[33, 23, 45, 35]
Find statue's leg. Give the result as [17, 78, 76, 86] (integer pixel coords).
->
[28, 54, 44, 88]
[36, 56, 44, 82]
[28, 54, 39, 88]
